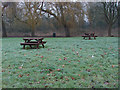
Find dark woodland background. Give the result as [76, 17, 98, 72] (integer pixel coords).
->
[2, 2, 120, 37]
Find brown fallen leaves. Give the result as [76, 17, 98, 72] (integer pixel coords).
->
[19, 66, 22, 69]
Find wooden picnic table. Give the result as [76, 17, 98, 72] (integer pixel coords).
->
[20, 37, 46, 49]
[82, 33, 97, 40]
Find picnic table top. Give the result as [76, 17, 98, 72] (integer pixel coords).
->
[23, 37, 44, 40]
[82, 35, 97, 37]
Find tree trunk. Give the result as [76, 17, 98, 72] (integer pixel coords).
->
[64, 25, 70, 37]
[108, 24, 112, 37]
[31, 24, 35, 37]
[2, 20, 7, 37]
[31, 29, 35, 37]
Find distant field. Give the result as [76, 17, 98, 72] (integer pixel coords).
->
[2, 37, 118, 88]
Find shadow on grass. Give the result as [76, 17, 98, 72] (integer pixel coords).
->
[20, 45, 48, 50]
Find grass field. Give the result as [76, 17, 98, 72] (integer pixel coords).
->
[2, 37, 118, 88]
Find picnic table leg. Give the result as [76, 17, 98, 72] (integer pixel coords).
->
[23, 45, 25, 49]
[29, 45, 32, 49]
[94, 37, 96, 39]
[41, 40, 45, 48]
[89, 36, 91, 40]
[36, 44, 39, 49]
[42, 44, 44, 48]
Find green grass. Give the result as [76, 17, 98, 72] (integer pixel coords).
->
[2, 37, 118, 88]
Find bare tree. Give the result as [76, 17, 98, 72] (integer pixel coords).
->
[16, 2, 43, 36]
[102, 2, 119, 36]
[41, 2, 84, 37]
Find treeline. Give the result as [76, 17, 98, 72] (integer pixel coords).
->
[1, 2, 120, 37]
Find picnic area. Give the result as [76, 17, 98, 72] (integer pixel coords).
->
[1, 1, 119, 89]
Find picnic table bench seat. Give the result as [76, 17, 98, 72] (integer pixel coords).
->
[28, 41, 47, 44]
[20, 42, 40, 49]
